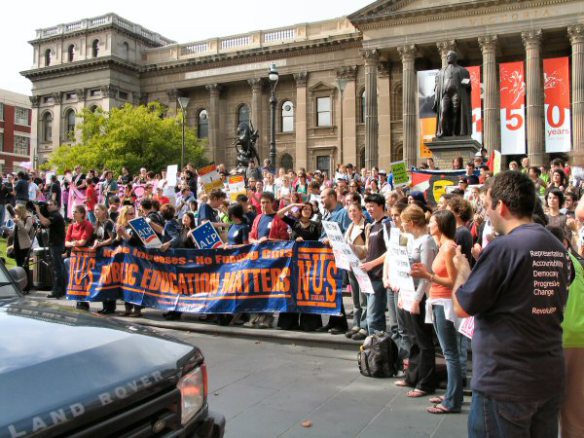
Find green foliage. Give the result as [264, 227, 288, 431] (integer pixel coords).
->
[47, 103, 207, 173]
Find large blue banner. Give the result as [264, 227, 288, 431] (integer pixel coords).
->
[67, 242, 342, 315]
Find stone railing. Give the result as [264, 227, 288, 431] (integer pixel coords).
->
[34, 13, 175, 46]
[152, 18, 355, 62]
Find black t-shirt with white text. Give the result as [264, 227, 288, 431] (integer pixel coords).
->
[456, 223, 568, 402]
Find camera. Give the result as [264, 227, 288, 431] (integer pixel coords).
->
[25, 200, 49, 218]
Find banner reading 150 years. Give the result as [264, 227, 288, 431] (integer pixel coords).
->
[66, 242, 342, 315]
[467, 65, 483, 145]
[544, 57, 571, 153]
[499, 61, 526, 155]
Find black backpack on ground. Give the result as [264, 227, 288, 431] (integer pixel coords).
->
[357, 332, 399, 378]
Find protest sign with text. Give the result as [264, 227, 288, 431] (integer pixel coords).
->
[198, 164, 224, 194]
[129, 217, 162, 249]
[192, 221, 223, 249]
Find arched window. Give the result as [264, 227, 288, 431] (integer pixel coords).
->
[359, 146, 365, 170]
[237, 104, 250, 127]
[92, 39, 99, 58]
[359, 89, 366, 123]
[42, 112, 53, 142]
[44, 49, 51, 66]
[89, 105, 98, 113]
[280, 153, 293, 171]
[68, 44, 75, 62]
[391, 82, 403, 122]
[122, 42, 130, 60]
[65, 109, 76, 138]
[281, 100, 294, 133]
[197, 109, 209, 138]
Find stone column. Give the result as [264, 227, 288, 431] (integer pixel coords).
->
[437, 40, 457, 68]
[206, 84, 223, 163]
[336, 66, 357, 166]
[478, 35, 501, 152]
[294, 72, 308, 170]
[522, 30, 546, 167]
[362, 49, 379, 168]
[51, 92, 63, 149]
[568, 24, 584, 165]
[29, 96, 40, 166]
[398, 44, 417, 168]
[377, 62, 392, 168]
[248, 78, 263, 158]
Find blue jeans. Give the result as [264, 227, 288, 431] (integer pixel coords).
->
[348, 271, 367, 330]
[0, 204, 5, 229]
[469, 391, 562, 438]
[459, 332, 469, 381]
[366, 279, 387, 334]
[433, 305, 463, 411]
[50, 244, 66, 296]
[88, 211, 96, 225]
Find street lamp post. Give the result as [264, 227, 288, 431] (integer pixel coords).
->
[177, 96, 190, 170]
[268, 64, 279, 168]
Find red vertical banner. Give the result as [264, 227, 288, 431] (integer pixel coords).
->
[467, 66, 482, 145]
[544, 57, 571, 153]
[499, 61, 526, 155]
[417, 70, 439, 159]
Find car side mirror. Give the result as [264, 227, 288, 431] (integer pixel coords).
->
[8, 267, 28, 291]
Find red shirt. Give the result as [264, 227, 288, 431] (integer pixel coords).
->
[66, 220, 94, 246]
[86, 185, 97, 211]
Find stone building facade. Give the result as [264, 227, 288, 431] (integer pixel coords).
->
[21, 0, 584, 172]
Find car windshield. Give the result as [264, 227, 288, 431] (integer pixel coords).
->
[0, 264, 20, 298]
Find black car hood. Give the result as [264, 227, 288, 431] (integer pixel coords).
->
[0, 298, 199, 436]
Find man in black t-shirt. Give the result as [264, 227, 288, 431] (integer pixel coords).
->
[14, 172, 29, 204]
[452, 171, 568, 437]
[139, 199, 164, 237]
[36, 200, 67, 298]
[49, 175, 61, 208]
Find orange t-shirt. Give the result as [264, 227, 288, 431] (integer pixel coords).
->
[430, 247, 453, 299]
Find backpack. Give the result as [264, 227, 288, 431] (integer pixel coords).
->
[357, 332, 399, 378]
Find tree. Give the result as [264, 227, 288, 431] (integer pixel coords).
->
[46, 102, 207, 173]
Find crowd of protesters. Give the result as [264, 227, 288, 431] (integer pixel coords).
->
[0, 151, 582, 436]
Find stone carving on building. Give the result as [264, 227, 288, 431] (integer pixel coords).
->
[433, 51, 472, 138]
[234, 122, 260, 173]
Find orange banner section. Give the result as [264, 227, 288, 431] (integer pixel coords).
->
[544, 57, 571, 153]
[499, 61, 526, 155]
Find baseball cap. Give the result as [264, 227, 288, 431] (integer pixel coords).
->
[379, 169, 387, 176]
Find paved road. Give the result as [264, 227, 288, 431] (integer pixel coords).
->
[159, 329, 469, 438]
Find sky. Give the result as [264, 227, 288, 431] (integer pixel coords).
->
[2, 0, 373, 96]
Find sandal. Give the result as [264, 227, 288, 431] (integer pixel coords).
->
[426, 404, 459, 414]
[394, 380, 410, 387]
[429, 395, 445, 404]
[407, 389, 428, 398]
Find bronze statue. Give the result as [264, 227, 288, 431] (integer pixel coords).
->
[433, 51, 473, 138]
[234, 122, 260, 173]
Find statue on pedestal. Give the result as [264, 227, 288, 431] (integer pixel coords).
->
[234, 122, 260, 173]
[433, 51, 473, 138]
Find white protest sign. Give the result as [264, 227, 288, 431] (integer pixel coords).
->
[166, 164, 178, 187]
[458, 316, 475, 339]
[45, 171, 55, 185]
[322, 221, 374, 294]
[388, 228, 417, 309]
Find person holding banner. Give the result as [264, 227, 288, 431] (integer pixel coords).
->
[394, 205, 438, 399]
[65, 205, 94, 311]
[115, 205, 143, 317]
[276, 202, 323, 332]
[411, 210, 462, 414]
[92, 204, 116, 314]
[159, 204, 182, 252]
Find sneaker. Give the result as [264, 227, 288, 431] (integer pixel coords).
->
[345, 327, 360, 338]
[329, 327, 345, 335]
[351, 329, 368, 341]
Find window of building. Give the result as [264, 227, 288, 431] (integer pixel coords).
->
[14, 107, 29, 126]
[281, 100, 294, 133]
[359, 90, 366, 124]
[280, 153, 293, 171]
[89, 105, 98, 113]
[42, 96, 54, 104]
[237, 104, 250, 127]
[92, 39, 99, 58]
[122, 41, 130, 60]
[198, 109, 209, 138]
[359, 146, 365, 170]
[316, 156, 331, 174]
[0, 103, 3, 121]
[89, 89, 101, 97]
[44, 49, 51, 66]
[118, 91, 128, 100]
[68, 44, 75, 62]
[316, 97, 331, 127]
[65, 109, 76, 138]
[0, 133, 3, 151]
[65, 92, 76, 100]
[42, 112, 53, 142]
[14, 136, 30, 156]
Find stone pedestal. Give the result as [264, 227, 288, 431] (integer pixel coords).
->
[424, 137, 482, 169]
